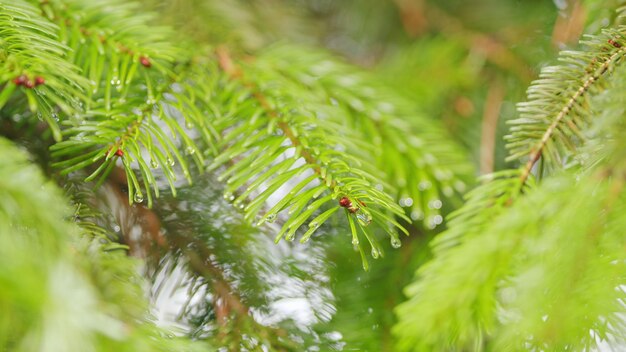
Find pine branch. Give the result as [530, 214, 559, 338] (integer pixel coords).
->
[508, 26, 626, 183]
[395, 10, 626, 351]
[211, 47, 410, 267]
[0, 0, 87, 141]
[255, 45, 473, 228]
[394, 170, 626, 351]
[37, 0, 218, 207]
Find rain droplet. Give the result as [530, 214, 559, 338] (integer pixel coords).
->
[391, 238, 401, 248]
[309, 221, 319, 228]
[223, 192, 235, 201]
[410, 210, 424, 221]
[352, 237, 360, 246]
[186, 121, 194, 129]
[150, 159, 158, 168]
[428, 199, 442, 209]
[400, 197, 413, 207]
[285, 233, 295, 241]
[166, 157, 175, 166]
[371, 248, 379, 259]
[266, 213, 277, 223]
[185, 146, 195, 155]
[356, 212, 372, 226]
[418, 181, 431, 191]
[134, 193, 144, 203]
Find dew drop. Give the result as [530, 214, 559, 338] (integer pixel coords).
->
[391, 238, 401, 248]
[356, 212, 372, 226]
[429, 199, 443, 209]
[223, 192, 234, 201]
[150, 159, 158, 168]
[400, 197, 414, 207]
[166, 157, 175, 166]
[285, 233, 295, 241]
[186, 121, 194, 129]
[313, 187, 325, 199]
[309, 221, 319, 228]
[371, 248, 379, 259]
[266, 213, 277, 223]
[134, 193, 144, 203]
[418, 180, 431, 191]
[352, 237, 360, 246]
[410, 210, 424, 221]
[185, 146, 195, 155]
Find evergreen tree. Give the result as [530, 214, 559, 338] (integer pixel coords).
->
[0, 0, 624, 351]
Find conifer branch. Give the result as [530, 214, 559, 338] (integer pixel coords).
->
[0, 0, 87, 140]
[258, 45, 473, 228]
[211, 46, 410, 265]
[518, 41, 626, 185]
[396, 14, 626, 352]
[216, 47, 335, 189]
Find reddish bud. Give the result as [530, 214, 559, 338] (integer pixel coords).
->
[35, 76, 45, 86]
[339, 196, 352, 208]
[106, 147, 124, 157]
[139, 56, 151, 68]
[23, 80, 35, 89]
[12, 75, 27, 86]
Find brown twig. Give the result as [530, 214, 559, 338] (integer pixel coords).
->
[480, 79, 505, 175]
[551, 0, 587, 48]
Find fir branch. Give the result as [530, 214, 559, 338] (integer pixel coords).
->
[508, 26, 626, 184]
[256, 45, 473, 228]
[0, 0, 87, 141]
[43, 3, 215, 207]
[395, 12, 626, 352]
[211, 47, 409, 266]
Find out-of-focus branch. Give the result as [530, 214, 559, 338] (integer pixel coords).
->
[480, 79, 505, 175]
[393, 0, 535, 82]
[551, 0, 587, 48]
[104, 167, 290, 350]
